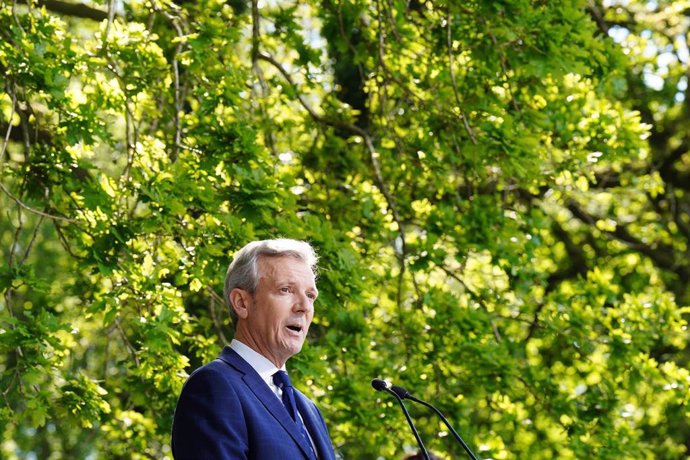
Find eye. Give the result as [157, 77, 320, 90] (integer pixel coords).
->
[306, 292, 317, 301]
[280, 286, 291, 293]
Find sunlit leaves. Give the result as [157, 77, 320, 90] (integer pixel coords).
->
[1, 0, 689, 458]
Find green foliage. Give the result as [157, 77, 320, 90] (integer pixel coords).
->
[1, 0, 689, 459]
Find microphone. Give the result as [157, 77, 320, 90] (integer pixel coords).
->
[371, 379, 431, 460]
[372, 378, 388, 392]
[390, 384, 479, 460]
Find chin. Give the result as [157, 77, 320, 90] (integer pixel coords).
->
[290, 343, 305, 357]
[279, 341, 304, 358]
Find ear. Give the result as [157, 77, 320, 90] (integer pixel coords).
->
[229, 288, 252, 320]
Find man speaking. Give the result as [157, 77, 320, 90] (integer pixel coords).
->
[172, 239, 336, 459]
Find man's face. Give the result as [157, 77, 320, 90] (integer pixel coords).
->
[238, 255, 318, 367]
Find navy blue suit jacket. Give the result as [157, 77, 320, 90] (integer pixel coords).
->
[172, 347, 336, 459]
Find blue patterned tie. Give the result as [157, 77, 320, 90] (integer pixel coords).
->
[273, 370, 316, 459]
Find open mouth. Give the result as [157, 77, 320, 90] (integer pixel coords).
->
[286, 325, 302, 333]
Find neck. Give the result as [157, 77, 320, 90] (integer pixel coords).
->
[234, 326, 286, 368]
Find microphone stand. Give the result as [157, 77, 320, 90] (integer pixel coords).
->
[391, 385, 479, 460]
[372, 380, 431, 460]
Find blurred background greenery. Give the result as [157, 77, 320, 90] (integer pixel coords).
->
[1, 0, 689, 458]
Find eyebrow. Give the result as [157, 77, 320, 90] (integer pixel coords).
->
[275, 277, 318, 292]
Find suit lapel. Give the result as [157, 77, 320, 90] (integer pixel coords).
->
[217, 347, 314, 459]
[295, 391, 335, 460]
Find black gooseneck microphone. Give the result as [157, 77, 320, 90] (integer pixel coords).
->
[371, 379, 431, 460]
[390, 384, 479, 460]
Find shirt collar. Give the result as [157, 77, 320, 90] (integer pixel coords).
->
[230, 339, 285, 383]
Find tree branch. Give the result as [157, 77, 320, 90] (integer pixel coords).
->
[567, 200, 677, 270]
[255, 49, 411, 302]
[157, 7, 187, 161]
[0, 181, 75, 223]
[207, 288, 230, 346]
[0, 86, 16, 169]
[585, 0, 610, 35]
[526, 219, 589, 341]
[17, 0, 110, 21]
[249, 0, 277, 156]
[446, 8, 477, 144]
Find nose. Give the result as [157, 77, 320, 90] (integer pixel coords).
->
[293, 292, 313, 312]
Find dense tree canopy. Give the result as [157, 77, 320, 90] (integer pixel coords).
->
[1, 0, 689, 458]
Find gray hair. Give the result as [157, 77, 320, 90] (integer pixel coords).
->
[223, 239, 318, 325]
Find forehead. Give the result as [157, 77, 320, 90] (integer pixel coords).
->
[257, 255, 316, 283]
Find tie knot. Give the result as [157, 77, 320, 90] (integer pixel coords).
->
[273, 370, 292, 389]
